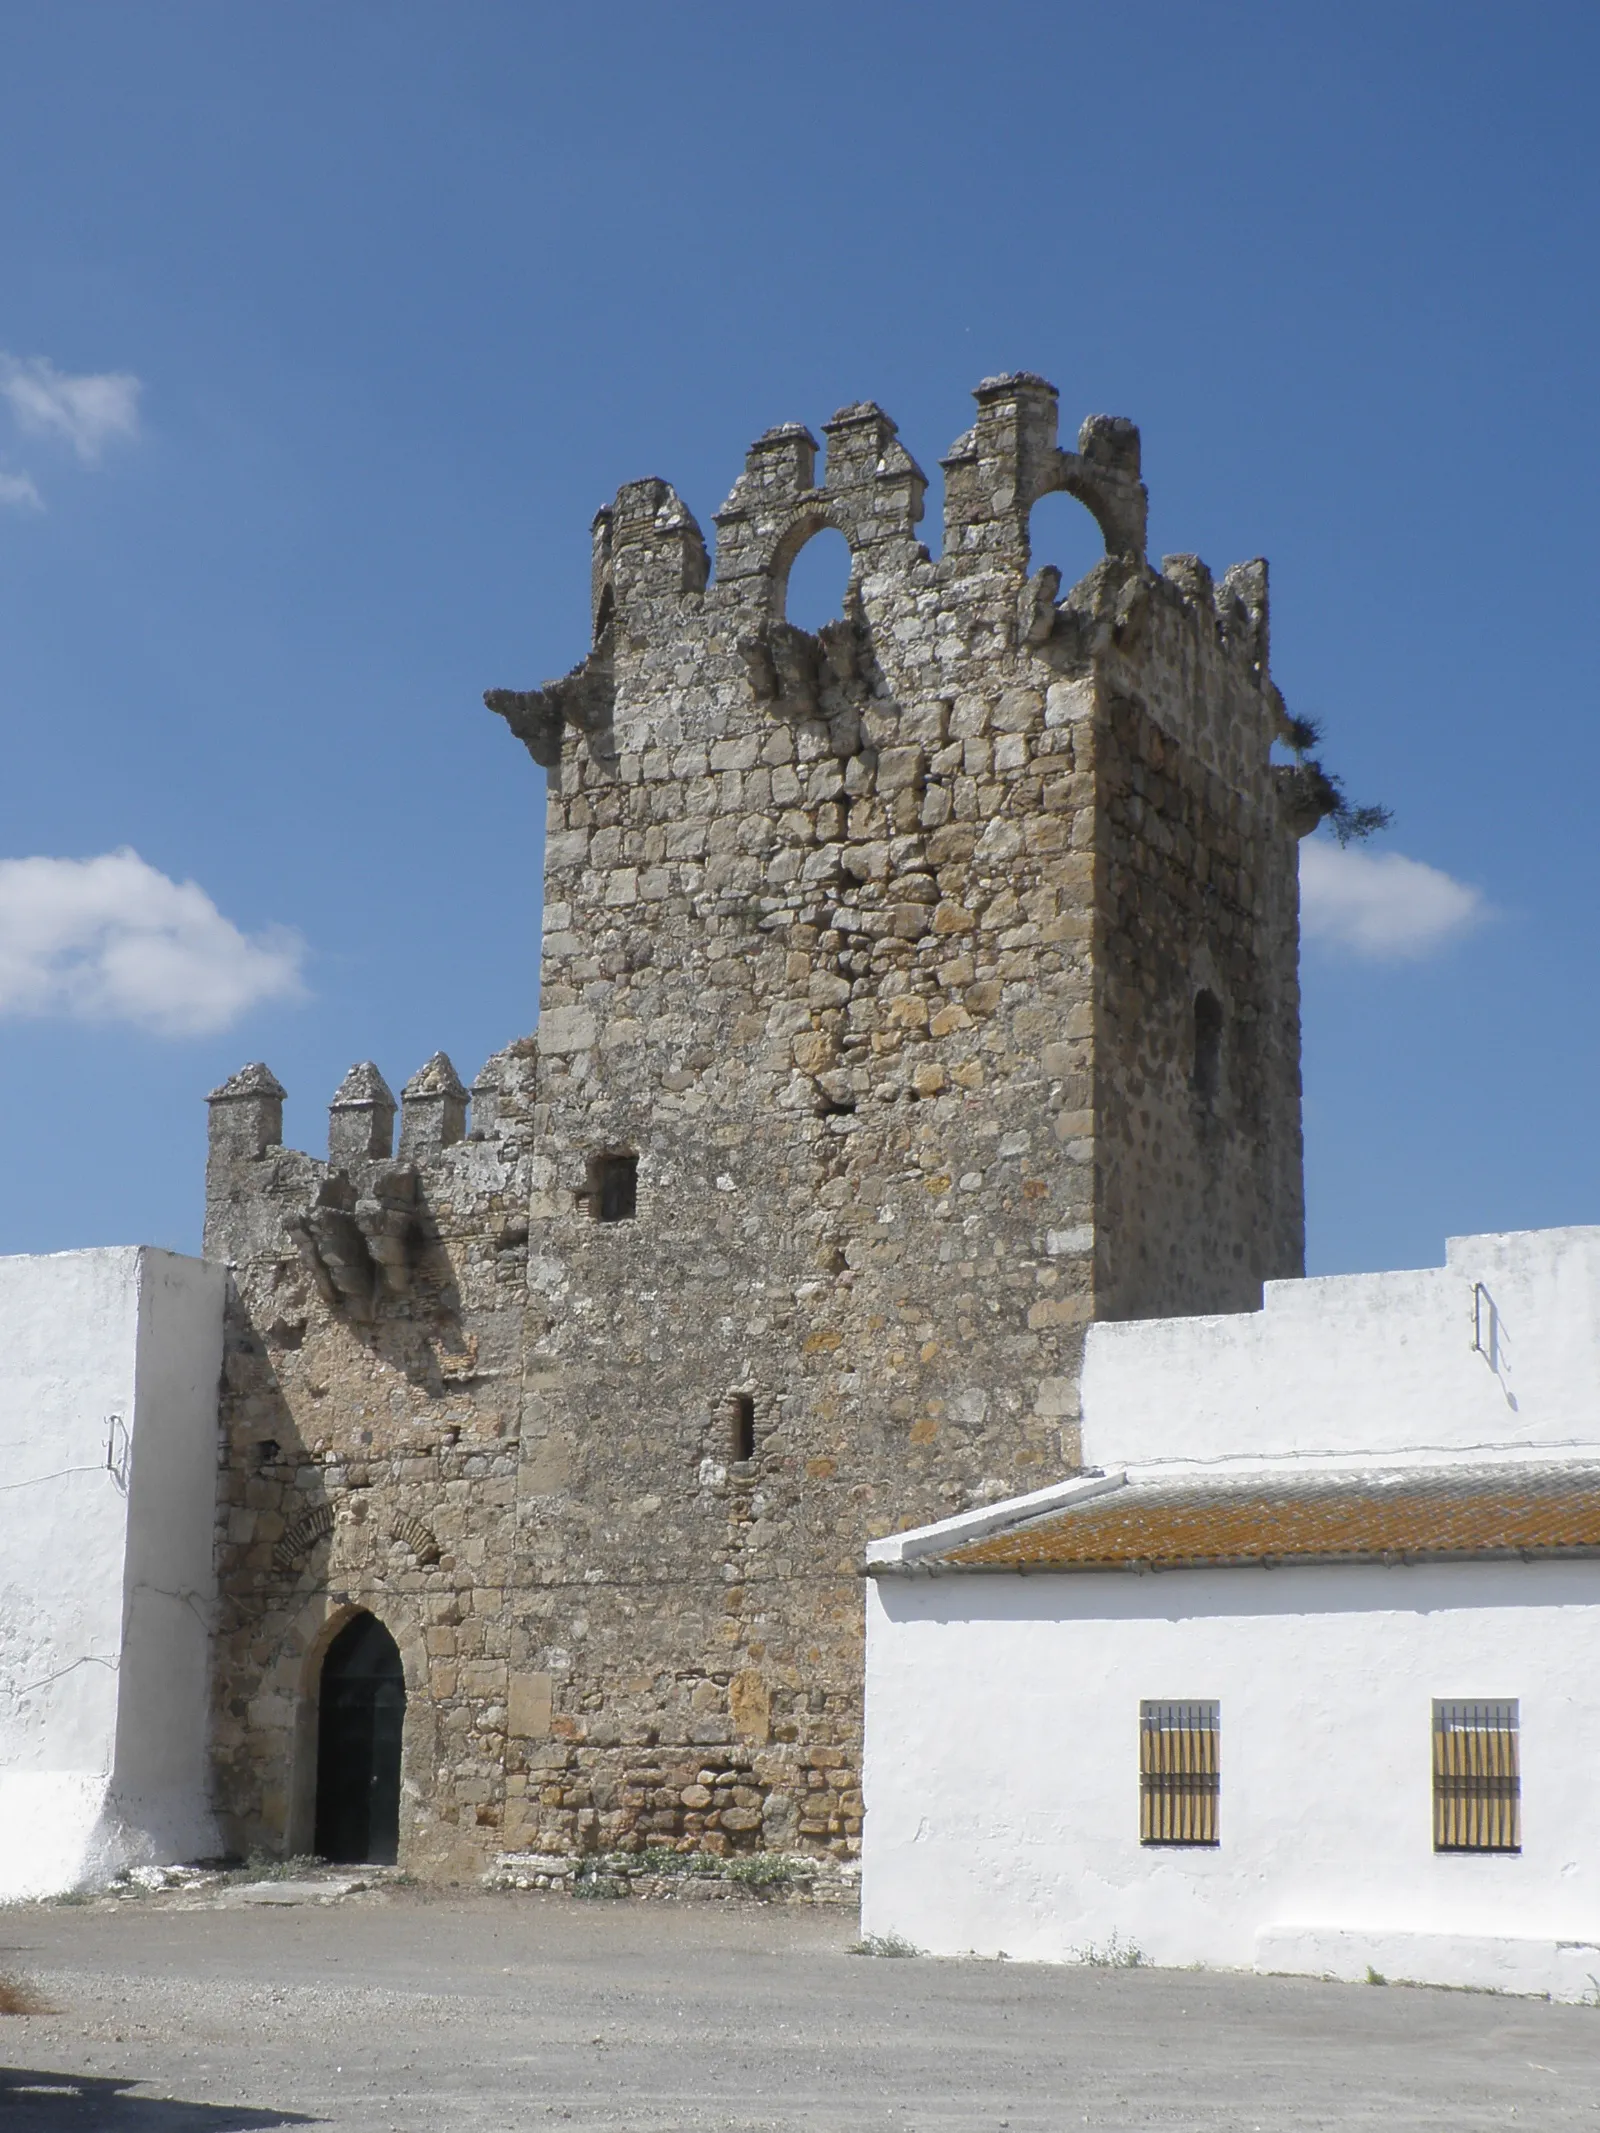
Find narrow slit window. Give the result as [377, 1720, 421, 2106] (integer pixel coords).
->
[1192, 990, 1223, 1103]
[1433, 1700, 1520, 1852]
[589, 1152, 638, 1223]
[729, 1393, 756, 1463]
[1140, 1700, 1220, 1846]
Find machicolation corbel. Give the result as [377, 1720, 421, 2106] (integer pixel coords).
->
[284, 1172, 378, 1320]
[353, 1166, 420, 1296]
[486, 637, 615, 771]
[284, 1158, 423, 1321]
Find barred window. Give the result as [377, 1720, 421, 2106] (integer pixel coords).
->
[1140, 1700, 1220, 1846]
[1433, 1700, 1520, 1853]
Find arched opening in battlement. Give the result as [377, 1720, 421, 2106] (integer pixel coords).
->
[1026, 487, 1108, 596]
[777, 523, 854, 632]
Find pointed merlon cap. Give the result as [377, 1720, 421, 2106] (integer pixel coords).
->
[333, 1060, 396, 1108]
[329, 1060, 397, 1165]
[399, 1050, 468, 1159]
[206, 1062, 286, 1160]
[974, 370, 1058, 401]
[403, 1051, 467, 1102]
[209, 1062, 287, 1104]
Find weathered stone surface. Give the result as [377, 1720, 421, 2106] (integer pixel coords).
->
[205, 375, 1308, 1880]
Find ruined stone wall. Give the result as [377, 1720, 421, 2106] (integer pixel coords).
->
[205, 374, 1309, 1879]
[204, 1051, 540, 1878]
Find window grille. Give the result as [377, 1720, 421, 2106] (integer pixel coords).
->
[1140, 1700, 1220, 1845]
[1433, 1700, 1520, 1853]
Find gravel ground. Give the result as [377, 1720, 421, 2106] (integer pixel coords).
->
[3, 1886, 1599, 2130]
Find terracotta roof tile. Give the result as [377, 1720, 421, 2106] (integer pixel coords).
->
[929, 1464, 1600, 1573]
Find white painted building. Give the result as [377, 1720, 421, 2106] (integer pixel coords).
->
[0, 1247, 226, 1900]
[863, 1226, 1600, 1999]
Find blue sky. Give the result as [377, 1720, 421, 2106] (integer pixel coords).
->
[0, 2, 1595, 1278]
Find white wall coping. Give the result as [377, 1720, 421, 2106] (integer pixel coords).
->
[865, 1470, 1126, 1569]
[1113, 1442, 1600, 1483]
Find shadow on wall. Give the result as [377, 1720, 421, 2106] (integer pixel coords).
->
[0, 2068, 311, 2128]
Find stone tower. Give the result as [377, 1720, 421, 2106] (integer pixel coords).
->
[204, 375, 1307, 1878]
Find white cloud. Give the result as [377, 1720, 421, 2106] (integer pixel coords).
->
[0, 353, 142, 464]
[1300, 840, 1488, 961]
[0, 470, 42, 511]
[0, 849, 306, 1037]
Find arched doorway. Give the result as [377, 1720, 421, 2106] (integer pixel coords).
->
[314, 1612, 405, 1864]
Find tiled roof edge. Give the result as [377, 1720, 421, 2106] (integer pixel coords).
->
[871, 1543, 1600, 1580]
[865, 1469, 1127, 1571]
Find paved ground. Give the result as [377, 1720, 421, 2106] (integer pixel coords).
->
[3, 1889, 1599, 2130]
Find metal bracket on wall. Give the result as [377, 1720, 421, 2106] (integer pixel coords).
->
[104, 1412, 129, 1492]
[1471, 1280, 1499, 1364]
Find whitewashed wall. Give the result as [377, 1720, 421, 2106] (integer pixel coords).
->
[1082, 1226, 1600, 1470]
[0, 1247, 225, 1898]
[862, 1559, 1600, 1996]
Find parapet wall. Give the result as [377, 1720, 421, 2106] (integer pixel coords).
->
[1082, 1226, 1600, 1471]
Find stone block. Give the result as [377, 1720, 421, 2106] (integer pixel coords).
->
[509, 1673, 554, 1740]
[538, 1007, 597, 1054]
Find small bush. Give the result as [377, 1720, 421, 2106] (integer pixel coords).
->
[239, 1852, 323, 1883]
[630, 1846, 724, 1878]
[1074, 1931, 1145, 1970]
[725, 1854, 802, 1892]
[0, 1975, 50, 2016]
[571, 1861, 630, 1900]
[849, 1932, 921, 1958]
[1366, 1966, 1387, 1987]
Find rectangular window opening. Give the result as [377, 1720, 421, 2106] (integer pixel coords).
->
[588, 1152, 638, 1223]
[1140, 1700, 1219, 1846]
[1433, 1700, 1520, 1853]
[729, 1392, 756, 1464]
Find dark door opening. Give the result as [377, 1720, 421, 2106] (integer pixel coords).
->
[314, 1611, 405, 1864]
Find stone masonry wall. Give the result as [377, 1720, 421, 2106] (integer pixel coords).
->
[204, 374, 1311, 1879]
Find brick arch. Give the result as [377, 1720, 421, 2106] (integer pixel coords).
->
[271, 1503, 335, 1576]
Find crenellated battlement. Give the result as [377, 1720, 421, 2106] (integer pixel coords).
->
[486, 374, 1282, 801]
[203, 1043, 538, 1304]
